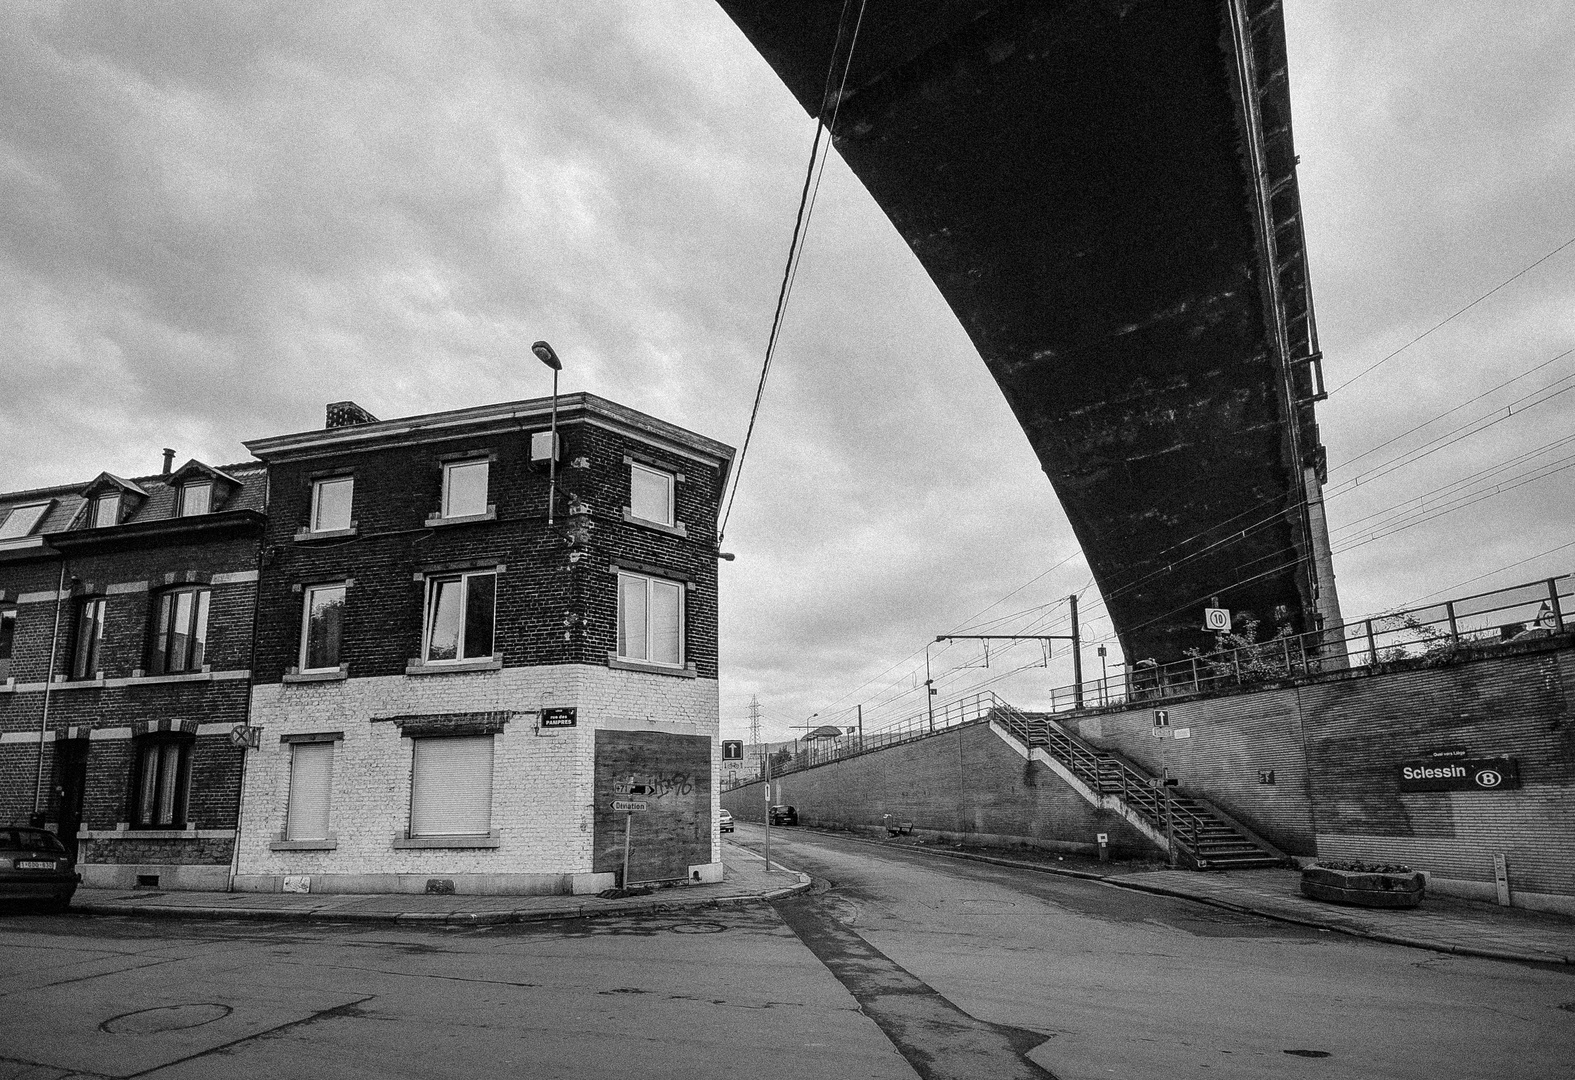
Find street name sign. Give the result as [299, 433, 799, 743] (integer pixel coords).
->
[540, 707, 577, 728]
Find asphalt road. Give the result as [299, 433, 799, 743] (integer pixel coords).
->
[1, 828, 1571, 1079]
[737, 825, 1575, 1079]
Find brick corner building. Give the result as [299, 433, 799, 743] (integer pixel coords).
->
[0, 456, 266, 889]
[234, 394, 734, 895]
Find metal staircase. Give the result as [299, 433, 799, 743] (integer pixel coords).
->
[991, 704, 1284, 870]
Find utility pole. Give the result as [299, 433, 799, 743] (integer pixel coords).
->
[748, 695, 762, 777]
[857, 704, 863, 751]
[1069, 593, 1084, 709]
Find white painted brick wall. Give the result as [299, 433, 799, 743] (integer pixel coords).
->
[236, 664, 719, 883]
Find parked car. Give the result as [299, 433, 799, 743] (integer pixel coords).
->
[0, 827, 78, 912]
[769, 804, 798, 826]
[719, 809, 734, 833]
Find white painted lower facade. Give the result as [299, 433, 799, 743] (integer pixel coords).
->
[233, 664, 720, 895]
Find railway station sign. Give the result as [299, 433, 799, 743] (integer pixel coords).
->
[1396, 757, 1521, 792]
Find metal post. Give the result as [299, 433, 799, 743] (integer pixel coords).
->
[763, 750, 772, 873]
[857, 704, 863, 752]
[1547, 578, 1565, 632]
[1069, 594, 1084, 709]
[1099, 645, 1108, 706]
[1366, 619, 1378, 665]
[925, 643, 936, 732]
[621, 811, 633, 889]
[546, 365, 559, 525]
[1164, 785, 1176, 869]
[1190, 657, 1200, 694]
[1445, 601, 1459, 643]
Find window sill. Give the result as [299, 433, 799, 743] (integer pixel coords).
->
[405, 654, 503, 676]
[621, 508, 687, 538]
[51, 676, 106, 690]
[0, 679, 13, 694]
[392, 833, 500, 849]
[270, 839, 338, 851]
[424, 507, 497, 529]
[606, 654, 697, 679]
[283, 665, 350, 684]
[83, 827, 235, 840]
[293, 525, 359, 543]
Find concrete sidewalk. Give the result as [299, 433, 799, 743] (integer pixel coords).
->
[67, 842, 809, 926]
[850, 834, 1575, 966]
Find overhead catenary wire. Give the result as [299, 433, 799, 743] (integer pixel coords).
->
[1327, 232, 1575, 397]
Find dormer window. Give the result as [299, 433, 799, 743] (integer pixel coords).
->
[178, 482, 212, 517]
[0, 502, 50, 541]
[311, 477, 354, 532]
[92, 494, 121, 529]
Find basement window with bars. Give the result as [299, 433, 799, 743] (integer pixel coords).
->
[132, 735, 192, 828]
[408, 735, 494, 837]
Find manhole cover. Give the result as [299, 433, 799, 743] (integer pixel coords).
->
[101, 1003, 232, 1035]
[669, 922, 727, 934]
[1283, 1049, 1331, 1058]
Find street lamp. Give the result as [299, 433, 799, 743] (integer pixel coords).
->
[532, 341, 562, 524]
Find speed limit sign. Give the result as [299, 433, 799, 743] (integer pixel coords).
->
[1203, 608, 1231, 632]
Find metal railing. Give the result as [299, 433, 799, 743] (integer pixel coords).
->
[991, 701, 1241, 866]
[728, 575, 1570, 787]
[750, 691, 1006, 780]
[1064, 574, 1570, 712]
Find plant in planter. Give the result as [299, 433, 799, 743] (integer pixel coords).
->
[1300, 860, 1425, 908]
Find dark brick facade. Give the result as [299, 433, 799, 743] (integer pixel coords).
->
[249, 394, 728, 684]
[0, 465, 264, 883]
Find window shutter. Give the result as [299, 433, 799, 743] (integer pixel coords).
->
[286, 743, 334, 840]
[409, 736, 494, 836]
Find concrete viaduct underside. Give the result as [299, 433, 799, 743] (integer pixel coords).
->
[717, 0, 1341, 663]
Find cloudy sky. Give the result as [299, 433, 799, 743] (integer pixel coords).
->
[3, 2, 1572, 745]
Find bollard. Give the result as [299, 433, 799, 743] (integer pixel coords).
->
[1097, 832, 1109, 862]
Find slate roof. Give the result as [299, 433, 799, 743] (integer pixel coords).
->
[0, 460, 266, 543]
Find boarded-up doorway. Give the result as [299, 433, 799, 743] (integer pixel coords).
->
[593, 730, 710, 885]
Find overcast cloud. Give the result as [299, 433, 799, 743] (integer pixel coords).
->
[2, 2, 1572, 744]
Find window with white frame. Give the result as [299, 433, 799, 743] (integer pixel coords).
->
[92, 494, 121, 529]
[0, 502, 50, 541]
[408, 735, 493, 836]
[441, 460, 489, 519]
[628, 462, 675, 527]
[311, 476, 354, 532]
[152, 587, 211, 674]
[132, 735, 191, 828]
[71, 598, 107, 680]
[617, 571, 683, 667]
[422, 570, 496, 662]
[178, 481, 212, 517]
[299, 584, 346, 672]
[286, 741, 335, 841]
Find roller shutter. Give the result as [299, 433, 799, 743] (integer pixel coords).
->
[410, 735, 494, 836]
[286, 743, 334, 841]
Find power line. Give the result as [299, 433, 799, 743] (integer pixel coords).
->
[1327, 233, 1575, 396]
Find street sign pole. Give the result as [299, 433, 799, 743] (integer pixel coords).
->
[622, 811, 633, 889]
[763, 749, 772, 873]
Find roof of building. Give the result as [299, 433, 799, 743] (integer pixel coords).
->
[0, 460, 266, 555]
[244, 393, 736, 477]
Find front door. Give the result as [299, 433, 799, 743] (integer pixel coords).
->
[55, 739, 89, 860]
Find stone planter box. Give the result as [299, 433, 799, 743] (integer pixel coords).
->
[1300, 864, 1425, 908]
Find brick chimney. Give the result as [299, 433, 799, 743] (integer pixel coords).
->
[326, 401, 380, 429]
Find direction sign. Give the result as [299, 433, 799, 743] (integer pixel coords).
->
[612, 800, 648, 812]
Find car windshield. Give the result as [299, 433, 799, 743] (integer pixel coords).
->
[2, 828, 66, 853]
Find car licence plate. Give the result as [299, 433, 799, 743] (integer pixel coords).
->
[16, 860, 57, 871]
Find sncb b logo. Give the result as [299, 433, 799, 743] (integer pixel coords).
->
[1474, 769, 1503, 788]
